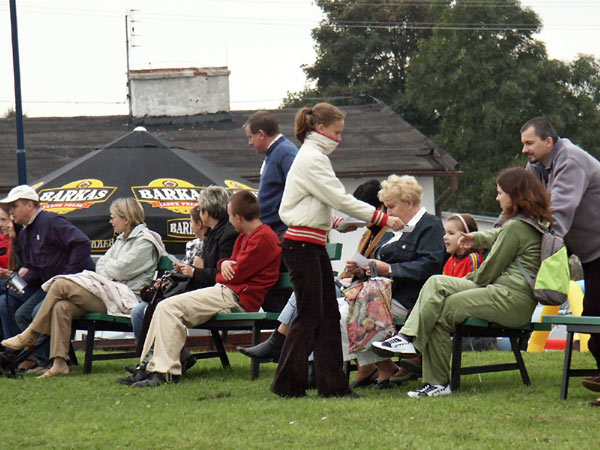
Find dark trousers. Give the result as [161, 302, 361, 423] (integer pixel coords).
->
[271, 240, 351, 397]
[582, 256, 600, 370]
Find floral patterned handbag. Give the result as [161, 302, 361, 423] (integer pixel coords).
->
[343, 262, 395, 353]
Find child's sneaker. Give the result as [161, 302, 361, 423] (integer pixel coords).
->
[407, 383, 452, 398]
[372, 334, 416, 357]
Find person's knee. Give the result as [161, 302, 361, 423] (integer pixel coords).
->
[52, 300, 74, 318]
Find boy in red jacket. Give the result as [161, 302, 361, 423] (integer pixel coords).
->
[131, 190, 281, 387]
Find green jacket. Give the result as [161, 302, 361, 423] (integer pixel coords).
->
[466, 219, 542, 295]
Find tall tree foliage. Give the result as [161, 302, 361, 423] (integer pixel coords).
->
[406, 0, 600, 213]
[284, 0, 448, 110]
[286, 0, 600, 215]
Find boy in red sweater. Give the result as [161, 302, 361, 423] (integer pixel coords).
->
[131, 190, 281, 387]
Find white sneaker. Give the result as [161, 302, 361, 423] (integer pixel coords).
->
[371, 334, 417, 356]
[407, 383, 452, 398]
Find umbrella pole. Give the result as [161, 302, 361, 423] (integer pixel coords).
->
[10, 0, 27, 184]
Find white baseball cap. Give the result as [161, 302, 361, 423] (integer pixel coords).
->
[0, 185, 40, 204]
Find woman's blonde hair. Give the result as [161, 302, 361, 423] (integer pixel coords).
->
[110, 198, 145, 229]
[378, 175, 422, 207]
[295, 102, 345, 143]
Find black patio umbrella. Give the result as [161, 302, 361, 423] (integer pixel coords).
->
[31, 127, 255, 254]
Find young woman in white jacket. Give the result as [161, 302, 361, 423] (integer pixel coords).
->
[270, 103, 403, 398]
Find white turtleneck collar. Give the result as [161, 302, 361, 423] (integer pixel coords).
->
[305, 131, 339, 155]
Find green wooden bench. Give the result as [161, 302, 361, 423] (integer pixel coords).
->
[71, 244, 343, 378]
[541, 315, 600, 399]
[391, 316, 551, 391]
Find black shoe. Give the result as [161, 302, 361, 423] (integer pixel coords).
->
[350, 368, 378, 389]
[131, 372, 179, 388]
[237, 330, 285, 361]
[398, 355, 422, 377]
[123, 365, 136, 374]
[117, 365, 148, 385]
[181, 355, 196, 374]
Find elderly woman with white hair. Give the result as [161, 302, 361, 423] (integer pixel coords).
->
[2, 198, 165, 377]
[344, 175, 446, 389]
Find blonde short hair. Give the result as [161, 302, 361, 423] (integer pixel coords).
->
[378, 175, 422, 207]
[110, 198, 145, 228]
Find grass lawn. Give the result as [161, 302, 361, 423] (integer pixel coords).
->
[1, 349, 599, 449]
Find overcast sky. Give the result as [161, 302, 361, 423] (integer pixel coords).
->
[1, 0, 598, 118]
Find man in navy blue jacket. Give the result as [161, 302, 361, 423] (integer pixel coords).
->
[244, 111, 298, 237]
[0, 185, 94, 370]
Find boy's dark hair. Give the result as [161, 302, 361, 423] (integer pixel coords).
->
[353, 179, 383, 208]
[229, 190, 259, 221]
[245, 111, 280, 136]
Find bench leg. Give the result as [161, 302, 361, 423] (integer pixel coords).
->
[69, 328, 78, 366]
[451, 328, 463, 391]
[210, 329, 231, 369]
[83, 323, 96, 374]
[250, 324, 262, 381]
[561, 330, 575, 400]
[509, 336, 530, 386]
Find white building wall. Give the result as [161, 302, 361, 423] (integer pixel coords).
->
[130, 67, 230, 117]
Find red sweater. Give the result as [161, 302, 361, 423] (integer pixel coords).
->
[0, 233, 10, 269]
[443, 250, 484, 278]
[216, 224, 281, 312]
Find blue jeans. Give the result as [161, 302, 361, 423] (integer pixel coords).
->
[15, 289, 46, 331]
[131, 301, 148, 344]
[277, 286, 343, 326]
[0, 280, 30, 339]
[30, 299, 51, 367]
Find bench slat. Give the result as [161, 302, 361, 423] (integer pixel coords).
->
[542, 315, 600, 326]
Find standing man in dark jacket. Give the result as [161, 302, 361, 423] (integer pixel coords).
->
[0, 185, 94, 370]
[244, 111, 298, 238]
[520, 117, 600, 394]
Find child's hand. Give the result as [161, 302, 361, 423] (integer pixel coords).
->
[458, 232, 475, 249]
[221, 260, 237, 281]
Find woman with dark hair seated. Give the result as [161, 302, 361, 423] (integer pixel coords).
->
[373, 168, 553, 397]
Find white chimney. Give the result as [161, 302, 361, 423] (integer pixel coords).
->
[130, 67, 231, 118]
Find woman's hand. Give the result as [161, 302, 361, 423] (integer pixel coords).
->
[221, 260, 237, 281]
[192, 256, 204, 269]
[0, 268, 12, 278]
[175, 263, 195, 278]
[344, 260, 365, 277]
[386, 216, 405, 231]
[365, 259, 392, 277]
[458, 232, 475, 249]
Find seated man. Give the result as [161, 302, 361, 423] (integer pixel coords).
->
[126, 190, 282, 387]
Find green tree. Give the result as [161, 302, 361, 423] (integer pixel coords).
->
[283, 0, 448, 109]
[405, 0, 600, 214]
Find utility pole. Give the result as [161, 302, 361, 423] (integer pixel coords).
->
[125, 14, 132, 121]
[125, 10, 141, 122]
[10, 0, 27, 184]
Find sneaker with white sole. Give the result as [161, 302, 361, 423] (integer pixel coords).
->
[407, 383, 451, 398]
[371, 334, 417, 357]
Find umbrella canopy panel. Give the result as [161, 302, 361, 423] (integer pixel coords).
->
[32, 129, 255, 254]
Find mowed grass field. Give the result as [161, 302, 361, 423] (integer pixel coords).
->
[1, 350, 599, 449]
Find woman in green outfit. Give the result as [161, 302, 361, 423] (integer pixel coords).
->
[372, 167, 553, 397]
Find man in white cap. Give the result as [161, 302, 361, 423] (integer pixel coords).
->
[0, 185, 94, 371]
